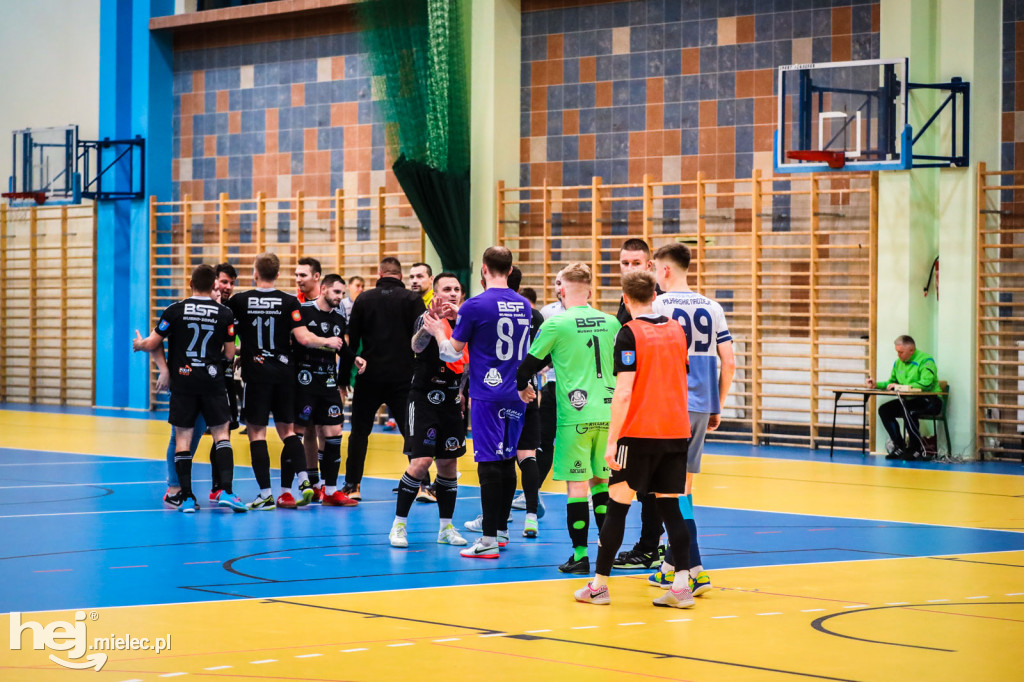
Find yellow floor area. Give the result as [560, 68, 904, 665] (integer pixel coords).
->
[2, 551, 1021, 681]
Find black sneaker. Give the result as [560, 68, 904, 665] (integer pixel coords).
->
[885, 447, 907, 460]
[612, 546, 661, 570]
[163, 489, 184, 510]
[341, 482, 361, 501]
[559, 555, 591, 574]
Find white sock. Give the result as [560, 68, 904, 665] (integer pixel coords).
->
[672, 572, 690, 592]
[260, 488, 271, 498]
[591, 574, 608, 589]
[325, 485, 336, 495]
[297, 471, 310, 485]
[439, 518, 452, 530]
[690, 564, 703, 579]
[660, 562, 675, 575]
[480, 535, 497, 547]
[394, 516, 407, 526]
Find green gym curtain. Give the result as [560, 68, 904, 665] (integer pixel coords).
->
[357, 0, 472, 286]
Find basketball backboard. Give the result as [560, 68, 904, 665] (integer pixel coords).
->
[774, 58, 911, 174]
[7, 125, 81, 204]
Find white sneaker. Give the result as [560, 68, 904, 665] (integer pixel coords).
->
[511, 492, 527, 510]
[438, 524, 468, 546]
[464, 513, 513, 532]
[459, 538, 499, 559]
[389, 521, 409, 548]
[497, 530, 510, 548]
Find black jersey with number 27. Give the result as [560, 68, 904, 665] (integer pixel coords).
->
[155, 297, 236, 394]
[228, 288, 302, 383]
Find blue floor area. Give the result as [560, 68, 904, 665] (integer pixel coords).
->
[2, 447, 1023, 614]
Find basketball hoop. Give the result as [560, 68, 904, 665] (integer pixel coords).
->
[785, 150, 847, 170]
[2, 191, 48, 205]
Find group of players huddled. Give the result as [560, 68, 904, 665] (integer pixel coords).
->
[135, 238, 734, 609]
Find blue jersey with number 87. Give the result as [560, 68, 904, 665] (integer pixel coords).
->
[452, 288, 533, 402]
[653, 291, 732, 414]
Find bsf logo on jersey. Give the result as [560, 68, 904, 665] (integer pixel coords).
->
[568, 389, 588, 410]
[184, 303, 219, 317]
[621, 350, 636, 366]
[483, 368, 503, 387]
[327, 405, 341, 418]
[575, 317, 607, 329]
[497, 300, 524, 313]
[298, 370, 313, 386]
[427, 390, 445, 405]
[292, 309, 302, 322]
[248, 297, 283, 310]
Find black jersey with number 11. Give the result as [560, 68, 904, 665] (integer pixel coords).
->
[155, 297, 236, 394]
[228, 288, 302, 383]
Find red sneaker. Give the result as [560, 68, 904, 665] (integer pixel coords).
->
[276, 492, 298, 509]
[322, 490, 358, 507]
[209, 489, 223, 503]
[312, 486, 326, 503]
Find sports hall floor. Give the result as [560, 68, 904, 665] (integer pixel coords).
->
[0, 405, 1021, 681]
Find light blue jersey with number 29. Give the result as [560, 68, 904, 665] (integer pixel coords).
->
[653, 291, 731, 414]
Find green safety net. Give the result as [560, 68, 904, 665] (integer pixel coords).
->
[357, 0, 472, 286]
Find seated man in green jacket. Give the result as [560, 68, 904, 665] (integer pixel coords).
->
[866, 335, 942, 460]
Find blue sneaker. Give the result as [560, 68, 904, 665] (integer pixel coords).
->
[692, 571, 713, 596]
[217, 492, 248, 513]
[648, 570, 674, 589]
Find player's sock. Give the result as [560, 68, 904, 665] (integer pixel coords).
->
[317, 450, 325, 480]
[396, 472, 419, 518]
[681, 493, 703, 570]
[567, 497, 590, 561]
[591, 482, 609, 530]
[214, 440, 234, 494]
[322, 437, 342, 488]
[280, 435, 304, 490]
[208, 442, 222, 492]
[517, 456, 540, 515]
[690, 564, 704, 579]
[654, 496, 692, 585]
[434, 475, 458, 521]
[499, 458, 517, 532]
[307, 469, 320, 487]
[174, 451, 194, 498]
[594, 499, 630, 576]
[661, 561, 676, 574]
[250, 440, 271, 492]
[477, 461, 504, 538]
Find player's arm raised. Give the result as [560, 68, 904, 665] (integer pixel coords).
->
[423, 311, 465, 360]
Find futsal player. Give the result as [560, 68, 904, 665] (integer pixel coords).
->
[645, 243, 735, 593]
[294, 257, 326, 498]
[388, 273, 469, 548]
[294, 274, 365, 507]
[134, 264, 245, 513]
[228, 253, 348, 510]
[574, 270, 695, 608]
[422, 246, 532, 559]
[516, 263, 620, 573]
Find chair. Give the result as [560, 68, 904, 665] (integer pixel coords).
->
[916, 380, 951, 457]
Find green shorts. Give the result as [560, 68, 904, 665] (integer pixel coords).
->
[553, 422, 610, 482]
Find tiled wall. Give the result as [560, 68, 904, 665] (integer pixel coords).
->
[520, 0, 880, 188]
[171, 15, 393, 214]
[1003, 0, 1023, 175]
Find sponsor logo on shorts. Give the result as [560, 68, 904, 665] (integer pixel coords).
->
[621, 350, 635, 366]
[298, 370, 312, 386]
[483, 368, 502, 387]
[576, 424, 589, 434]
[570, 459, 586, 475]
[178, 366, 192, 376]
[426, 427, 437, 440]
[445, 437, 460, 451]
[207, 365, 218, 378]
[427, 390, 445, 405]
[498, 408, 523, 420]
[157, 320, 170, 332]
[301, 405, 312, 419]
[568, 389, 588, 410]
[327, 405, 341, 418]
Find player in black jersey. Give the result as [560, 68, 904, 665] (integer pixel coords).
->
[388, 273, 469, 548]
[134, 264, 245, 513]
[294, 274, 365, 506]
[227, 252, 347, 511]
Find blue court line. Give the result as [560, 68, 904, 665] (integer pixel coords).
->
[1, 450, 1022, 614]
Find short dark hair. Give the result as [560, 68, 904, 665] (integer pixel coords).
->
[411, 262, 433, 277]
[653, 242, 692, 271]
[621, 270, 656, 305]
[507, 266, 523, 292]
[347, 275, 364, 286]
[482, 246, 513, 277]
[621, 238, 651, 257]
[297, 257, 321, 276]
[215, 262, 238, 280]
[520, 287, 537, 305]
[379, 257, 402, 276]
[321, 273, 344, 289]
[191, 264, 217, 293]
[433, 271, 461, 289]
[895, 335, 916, 347]
[254, 252, 280, 281]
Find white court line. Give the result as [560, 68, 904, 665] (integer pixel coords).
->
[1007, 592, 1024, 596]
[757, 612, 783, 616]
[387, 643, 414, 647]
[666, 618, 692, 622]
[801, 609, 826, 612]
[926, 599, 949, 603]
[966, 595, 989, 599]
[884, 602, 909, 606]
[203, 666, 231, 671]
[618, 622, 644, 626]
[712, 615, 738, 619]
[842, 605, 868, 609]
[158, 674, 187, 678]
[479, 633, 508, 638]
[523, 630, 551, 634]
[341, 648, 368, 653]
[571, 625, 598, 630]
[250, 659, 276, 664]
[295, 653, 322, 658]
[0, 509, 174, 520]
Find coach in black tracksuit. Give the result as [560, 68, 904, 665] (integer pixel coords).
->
[342, 257, 427, 498]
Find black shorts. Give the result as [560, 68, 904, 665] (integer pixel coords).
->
[242, 380, 295, 427]
[407, 393, 466, 460]
[295, 390, 344, 426]
[168, 389, 231, 429]
[516, 404, 541, 451]
[609, 437, 689, 496]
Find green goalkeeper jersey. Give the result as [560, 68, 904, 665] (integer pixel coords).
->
[527, 305, 620, 425]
